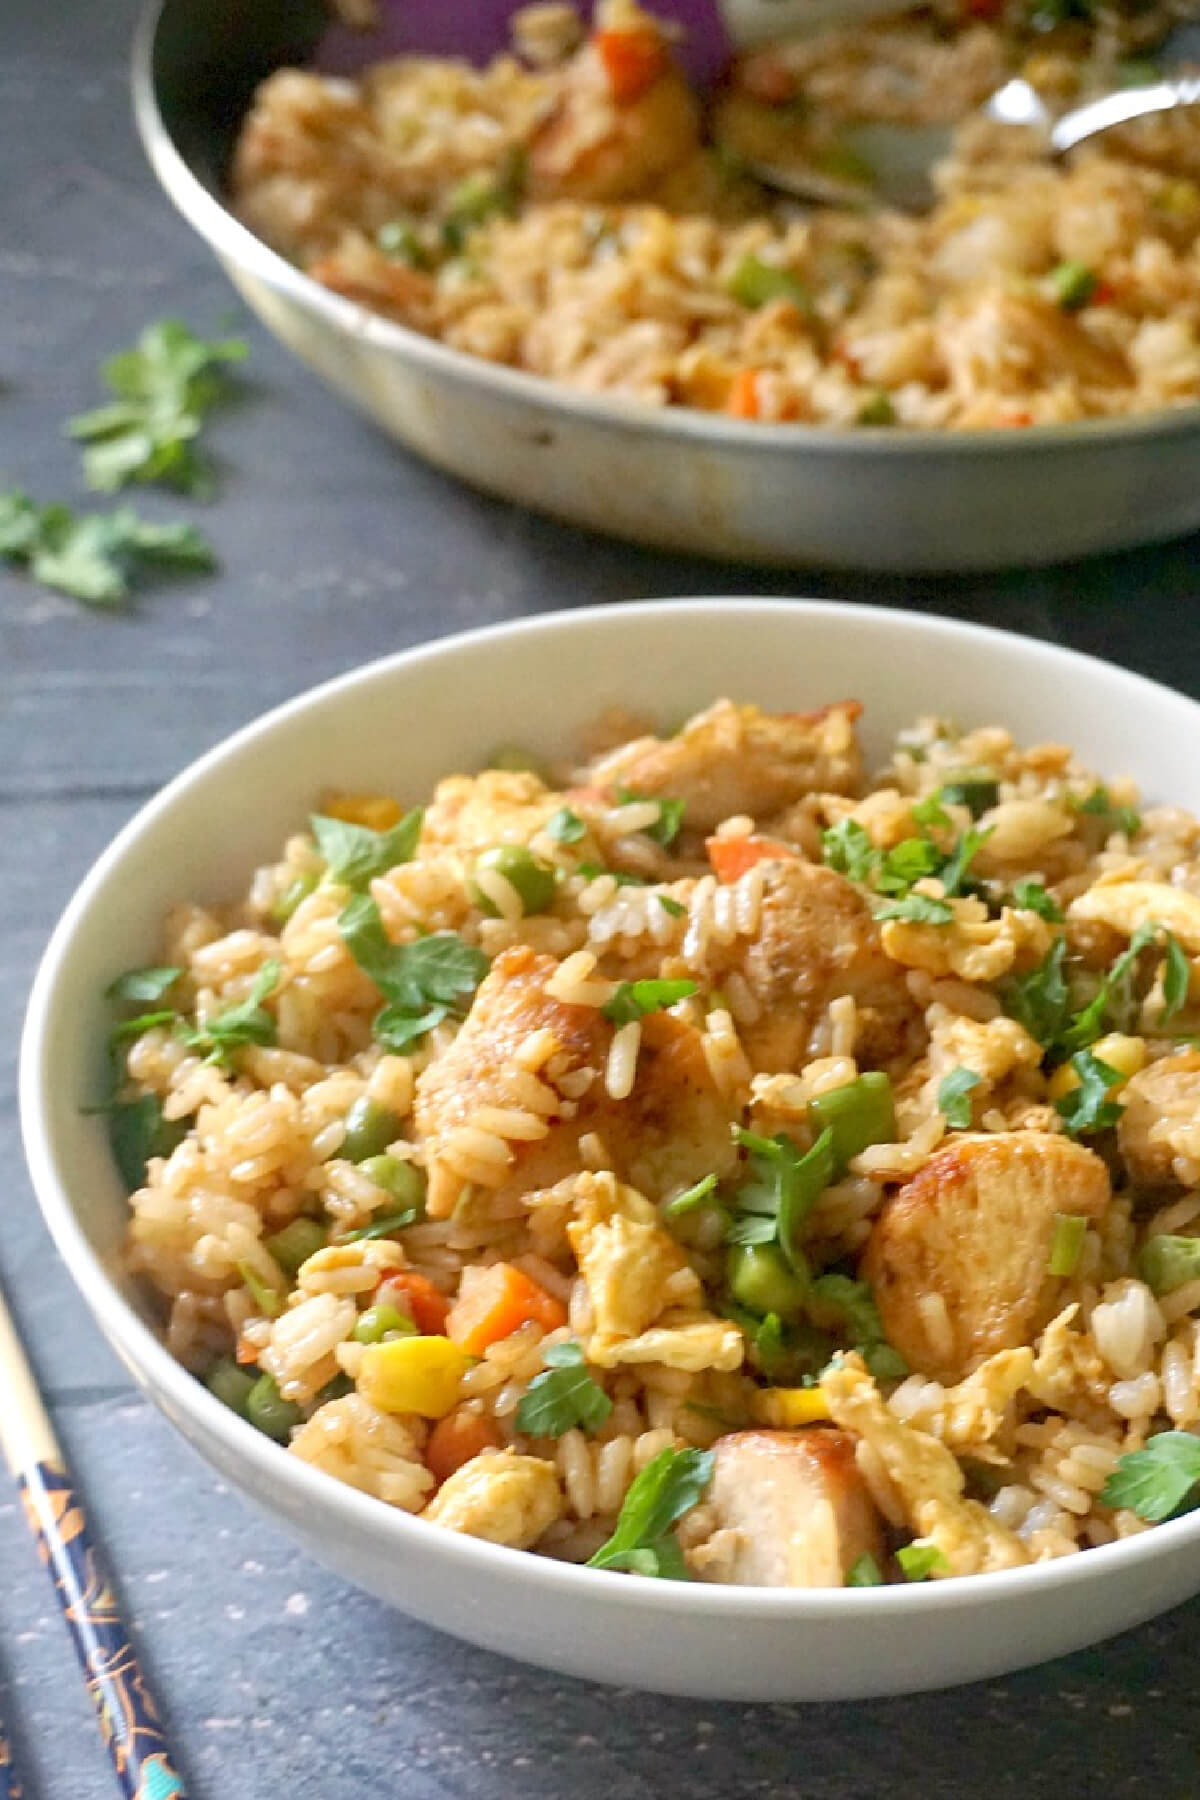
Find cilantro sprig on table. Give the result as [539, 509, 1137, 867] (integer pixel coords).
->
[67, 319, 247, 496]
[0, 491, 214, 606]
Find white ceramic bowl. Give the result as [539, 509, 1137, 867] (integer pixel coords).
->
[21, 599, 1200, 1700]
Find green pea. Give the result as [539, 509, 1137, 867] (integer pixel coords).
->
[264, 1217, 327, 1276]
[469, 844, 557, 917]
[357, 1155, 426, 1214]
[726, 1242, 810, 1321]
[205, 1357, 258, 1418]
[341, 1097, 402, 1163]
[353, 1303, 419, 1345]
[487, 744, 551, 781]
[246, 1372, 303, 1442]
[271, 870, 318, 927]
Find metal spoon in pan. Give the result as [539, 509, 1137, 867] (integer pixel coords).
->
[746, 70, 1200, 212]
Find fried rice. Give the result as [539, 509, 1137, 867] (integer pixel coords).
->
[106, 696, 1200, 1585]
[228, 0, 1200, 429]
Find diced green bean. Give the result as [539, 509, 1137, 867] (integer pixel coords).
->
[809, 1073, 896, 1174]
[353, 1303, 419, 1345]
[205, 1357, 258, 1418]
[246, 1373, 303, 1442]
[264, 1217, 327, 1277]
[726, 1242, 809, 1321]
[469, 844, 557, 917]
[341, 1097, 402, 1163]
[357, 1155, 426, 1213]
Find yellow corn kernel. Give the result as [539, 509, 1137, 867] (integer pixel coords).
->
[323, 791, 404, 831]
[358, 1335, 470, 1417]
[1048, 1032, 1146, 1102]
[753, 1386, 832, 1428]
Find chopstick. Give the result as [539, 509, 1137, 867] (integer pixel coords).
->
[0, 1718, 25, 1800]
[0, 1287, 189, 1800]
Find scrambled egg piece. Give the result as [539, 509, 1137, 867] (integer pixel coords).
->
[823, 1355, 1030, 1576]
[421, 1451, 563, 1547]
[1069, 878, 1200, 953]
[882, 900, 1051, 983]
[1117, 1050, 1200, 1188]
[904, 1348, 1035, 1454]
[1028, 1305, 1114, 1412]
[566, 1173, 743, 1371]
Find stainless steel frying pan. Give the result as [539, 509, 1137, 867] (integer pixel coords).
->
[133, 0, 1200, 571]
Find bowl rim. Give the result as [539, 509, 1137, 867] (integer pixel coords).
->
[20, 594, 1200, 1619]
[131, 0, 1200, 462]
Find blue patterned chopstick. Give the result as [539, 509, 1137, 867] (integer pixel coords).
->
[0, 1716, 24, 1800]
[0, 1287, 188, 1800]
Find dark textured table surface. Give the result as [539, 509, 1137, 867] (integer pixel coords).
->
[5, 2, 1200, 1795]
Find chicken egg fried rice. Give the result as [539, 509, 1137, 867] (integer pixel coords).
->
[229, 0, 1200, 429]
[111, 698, 1200, 1585]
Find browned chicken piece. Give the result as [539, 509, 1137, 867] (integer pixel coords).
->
[413, 946, 739, 1216]
[527, 0, 702, 204]
[713, 859, 922, 1073]
[1117, 1051, 1200, 1189]
[687, 1429, 884, 1587]
[864, 1132, 1111, 1385]
[586, 698, 863, 836]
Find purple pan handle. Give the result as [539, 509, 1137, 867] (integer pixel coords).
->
[316, 1, 732, 84]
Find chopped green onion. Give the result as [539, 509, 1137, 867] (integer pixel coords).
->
[1047, 1211, 1087, 1277]
[353, 1303, 419, 1345]
[808, 1073, 896, 1173]
[856, 391, 895, 427]
[237, 1261, 283, 1319]
[340, 1207, 422, 1243]
[726, 254, 812, 313]
[663, 1173, 719, 1219]
[846, 1552, 884, 1587]
[895, 1542, 950, 1582]
[264, 1217, 327, 1277]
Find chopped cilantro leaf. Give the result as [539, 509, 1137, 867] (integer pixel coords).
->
[544, 807, 586, 845]
[515, 1341, 614, 1437]
[586, 1446, 714, 1577]
[1073, 786, 1141, 840]
[577, 863, 649, 887]
[1054, 1049, 1124, 1138]
[615, 787, 686, 848]
[658, 894, 687, 919]
[180, 960, 280, 1066]
[730, 1127, 833, 1271]
[310, 810, 422, 890]
[911, 792, 951, 829]
[937, 1067, 981, 1129]
[339, 1207, 422, 1243]
[108, 1094, 187, 1191]
[66, 319, 247, 496]
[821, 818, 878, 883]
[939, 824, 994, 897]
[810, 1273, 907, 1380]
[603, 978, 698, 1025]
[1100, 1431, 1200, 1521]
[337, 894, 488, 1048]
[874, 836, 943, 896]
[873, 893, 953, 925]
[1011, 880, 1063, 922]
[105, 965, 182, 1007]
[998, 936, 1070, 1046]
[939, 775, 1000, 817]
[1162, 930, 1191, 1022]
